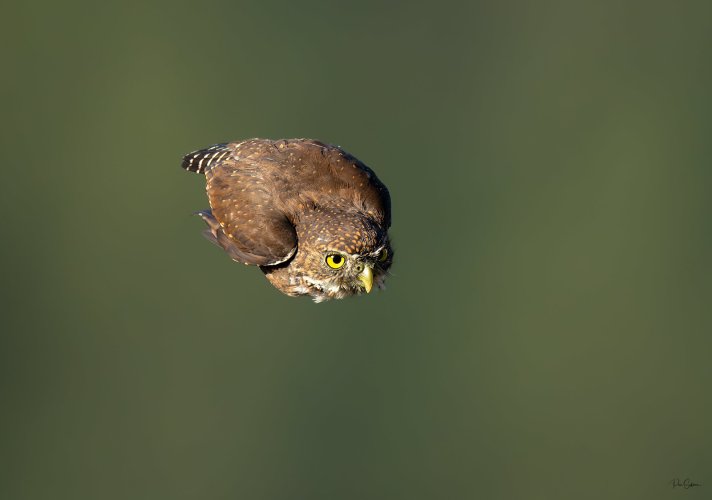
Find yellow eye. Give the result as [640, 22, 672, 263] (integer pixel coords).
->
[325, 254, 346, 269]
[378, 249, 389, 262]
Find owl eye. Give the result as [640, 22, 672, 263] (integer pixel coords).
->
[325, 254, 346, 269]
[378, 248, 389, 262]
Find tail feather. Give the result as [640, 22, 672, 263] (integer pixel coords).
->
[182, 143, 231, 174]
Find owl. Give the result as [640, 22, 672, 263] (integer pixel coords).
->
[182, 138, 393, 302]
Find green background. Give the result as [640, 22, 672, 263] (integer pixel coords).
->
[2, 1, 710, 499]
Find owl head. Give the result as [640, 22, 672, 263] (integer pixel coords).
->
[262, 208, 393, 302]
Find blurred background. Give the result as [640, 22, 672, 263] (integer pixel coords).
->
[1, 0, 710, 498]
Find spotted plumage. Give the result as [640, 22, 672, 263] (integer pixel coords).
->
[182, 143, 231, 174]
[182, 138, 392, 302]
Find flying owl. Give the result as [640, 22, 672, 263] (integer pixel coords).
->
[181, 138, 393, 302]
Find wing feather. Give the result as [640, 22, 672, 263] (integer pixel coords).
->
[184, 138, 390, 267]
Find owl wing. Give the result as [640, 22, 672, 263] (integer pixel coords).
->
[185, 142, 298, 267]
[272, 139, 392, 228]
[183, 139, 390, 265]
[329, 144, 392, 229]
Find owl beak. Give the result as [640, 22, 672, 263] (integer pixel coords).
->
[358, 265, 374, 293]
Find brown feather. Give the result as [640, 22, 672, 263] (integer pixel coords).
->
[183, 138, 392, 300]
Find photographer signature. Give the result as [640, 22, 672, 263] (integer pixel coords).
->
[671, 478, 701, 489]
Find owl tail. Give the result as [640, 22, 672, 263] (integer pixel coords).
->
[181, 143, 231, 174]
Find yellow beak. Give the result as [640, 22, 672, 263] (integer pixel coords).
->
[358, 265, 374, 293]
